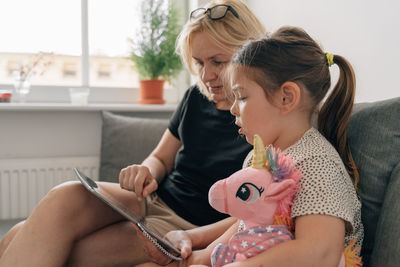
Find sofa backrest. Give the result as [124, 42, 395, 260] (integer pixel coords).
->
[99, 111, 169, 182]
[348, 97, 400, 267]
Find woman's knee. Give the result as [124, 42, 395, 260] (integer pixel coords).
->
[31, 181, 94, 224]
[46, 181, 90, 209]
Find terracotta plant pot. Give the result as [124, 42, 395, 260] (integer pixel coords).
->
[138, 79, 166, 104]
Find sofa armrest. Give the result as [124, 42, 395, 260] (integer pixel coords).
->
[99, 111, 169, 182]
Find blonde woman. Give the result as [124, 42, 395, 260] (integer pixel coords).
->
[0, 1, 265, 266]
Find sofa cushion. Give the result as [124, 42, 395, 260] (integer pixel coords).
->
[99, 111, 169, 182]
[347, 97, 400, 266]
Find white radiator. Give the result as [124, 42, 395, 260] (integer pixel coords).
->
[0, 156, 99, 220]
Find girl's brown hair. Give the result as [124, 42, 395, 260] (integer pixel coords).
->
[232, 26, 359, 188]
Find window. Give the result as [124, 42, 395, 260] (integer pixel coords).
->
[0, 0, 81, 86]
[0, 0, 188, 103]
[88, 0, 140, 88]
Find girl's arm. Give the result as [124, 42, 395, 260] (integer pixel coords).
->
[164, 218, 239, 261]
[187, 219, 241, 266]
[187, 217, 238, 249]
[225, 214, 345, 267]
[136, 219, 240, 267]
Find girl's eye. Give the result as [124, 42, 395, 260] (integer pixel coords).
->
[236, 182, 264, 204]
[238, 96, 247, 101]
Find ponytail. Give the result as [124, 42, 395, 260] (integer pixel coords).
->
[318, 55, 359, 188]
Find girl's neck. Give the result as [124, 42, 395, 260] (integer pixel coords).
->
[274, 115, 311, 151]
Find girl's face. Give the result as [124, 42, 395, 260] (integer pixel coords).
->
[230, 72, 283, 146]
[191, 31, 234, 109]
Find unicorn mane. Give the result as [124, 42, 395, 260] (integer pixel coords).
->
[265, 146, 301, 217]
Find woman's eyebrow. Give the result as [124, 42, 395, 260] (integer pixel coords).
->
[208, 54, 229, 60]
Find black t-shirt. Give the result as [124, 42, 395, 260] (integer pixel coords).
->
[157, 86, 252, 226]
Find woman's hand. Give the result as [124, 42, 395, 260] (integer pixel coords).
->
[164, 230, 193, 259]
[119, 164, 158, 200]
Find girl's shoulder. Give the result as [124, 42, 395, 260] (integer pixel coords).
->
[284, 127, 343, 167]
[242, 127, 344, 172]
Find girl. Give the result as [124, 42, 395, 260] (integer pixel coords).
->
[0, 1, 266, 266]
[147, 26, 364, 267]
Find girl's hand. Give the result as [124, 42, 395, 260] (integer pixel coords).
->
[164, 230, 193, 259]
[119, 164, 158, 200]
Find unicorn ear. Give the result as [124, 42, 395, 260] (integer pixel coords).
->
[264, 179, 295, 201]
[251, 134, 266, 169]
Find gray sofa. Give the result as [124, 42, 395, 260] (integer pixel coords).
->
[99, 97, 400, 267]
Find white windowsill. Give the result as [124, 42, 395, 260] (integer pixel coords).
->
[0, 103, 177, 112]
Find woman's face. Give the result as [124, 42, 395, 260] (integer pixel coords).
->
[191, 31, 234, 109]
[230, 72, 283, 146]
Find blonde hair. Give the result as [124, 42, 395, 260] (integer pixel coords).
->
[176, 0, 266, 98]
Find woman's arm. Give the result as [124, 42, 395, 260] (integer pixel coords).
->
[142, 129, 182, 181]
[119, 129, 182, 199]
[225, 214, 345, 267]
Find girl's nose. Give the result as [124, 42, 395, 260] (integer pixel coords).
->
[230, 100, 238, 116]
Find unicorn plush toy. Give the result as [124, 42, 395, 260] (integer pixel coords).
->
[208, 134, 301, 267]
[208, 135, 361, 267]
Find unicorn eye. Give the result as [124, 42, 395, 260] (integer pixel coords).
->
[235, 182, 264, 204]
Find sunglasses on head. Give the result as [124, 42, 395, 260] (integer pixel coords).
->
[190, 4, 240, 21]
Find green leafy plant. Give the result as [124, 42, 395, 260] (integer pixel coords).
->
[130, 0, 183, 81]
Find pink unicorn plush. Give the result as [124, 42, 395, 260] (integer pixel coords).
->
[208, 135, 360, 267]
[208, 134, 301, 267]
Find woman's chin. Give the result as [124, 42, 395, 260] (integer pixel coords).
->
[214, 98, 232, 110]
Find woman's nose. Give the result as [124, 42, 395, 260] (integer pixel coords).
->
[201, 64, 217, 83]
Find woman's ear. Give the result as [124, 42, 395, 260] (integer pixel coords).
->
[279, 81, 301, 115]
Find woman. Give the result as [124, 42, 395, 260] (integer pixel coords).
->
[0, 1, 266, 266]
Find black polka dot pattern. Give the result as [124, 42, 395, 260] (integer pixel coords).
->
[242, 127, 363, 247]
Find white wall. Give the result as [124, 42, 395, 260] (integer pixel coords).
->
[247, 0, 400, 103]
[0, 109, 173, 160]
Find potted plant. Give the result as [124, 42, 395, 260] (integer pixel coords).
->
[131, 0, 183, 104]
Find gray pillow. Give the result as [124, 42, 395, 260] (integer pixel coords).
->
[347, 97, 400, 267]
[99, 111, 169, 182]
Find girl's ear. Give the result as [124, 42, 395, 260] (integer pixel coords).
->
[279, 82, 301, 115]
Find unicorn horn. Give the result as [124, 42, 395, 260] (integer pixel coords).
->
[251, 134, 267, 169]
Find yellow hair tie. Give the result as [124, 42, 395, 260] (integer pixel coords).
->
[326, 53, 334, 67]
